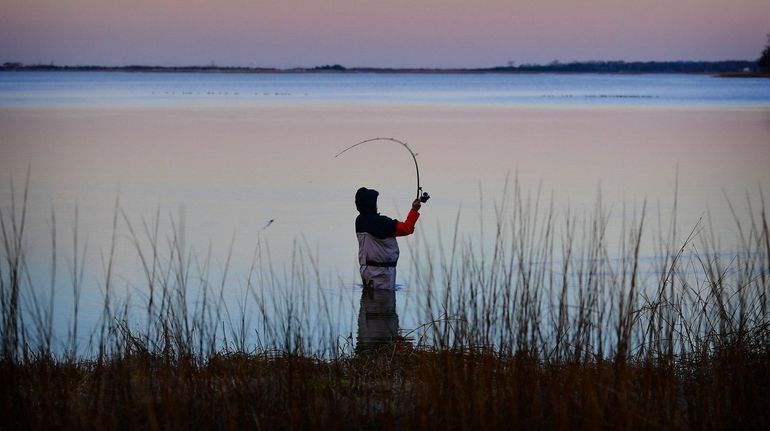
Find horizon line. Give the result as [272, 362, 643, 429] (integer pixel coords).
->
[1, 58, 760, 70]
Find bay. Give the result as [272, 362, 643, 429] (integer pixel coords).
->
[2, 71, 770, 108]
[1, 71, 768, 355]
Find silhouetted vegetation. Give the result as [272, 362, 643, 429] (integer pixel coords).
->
[0, 60, 760, 74]
[759, 34, 770, 73]
[0, 63, 280, 73]
[1, 176, 769, 429]
[487, 60, 758, 74]
[312, 64, 347, 71]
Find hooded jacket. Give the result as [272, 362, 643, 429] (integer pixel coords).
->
[355, 188, 419, 289]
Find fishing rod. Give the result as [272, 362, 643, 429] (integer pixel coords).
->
[335, 137, 430, 203]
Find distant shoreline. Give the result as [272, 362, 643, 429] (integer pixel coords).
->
[0, 60, 762, 75]
[718, 71, 770, 78]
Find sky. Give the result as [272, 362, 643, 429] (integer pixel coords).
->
[1, 0, 768, 68]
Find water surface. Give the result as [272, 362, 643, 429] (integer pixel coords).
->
[1, 71, 768, 354]
[2, 71, 769, 108]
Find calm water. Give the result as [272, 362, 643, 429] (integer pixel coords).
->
[1, 71, 769, 355]
[2, 71, 770, 108]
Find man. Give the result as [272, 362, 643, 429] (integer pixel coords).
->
[355, 187, 421, 290]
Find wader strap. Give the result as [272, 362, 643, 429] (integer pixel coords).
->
[365, 260, 397, 267]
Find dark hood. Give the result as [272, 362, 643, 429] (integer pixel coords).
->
[355, 187, 379, 214]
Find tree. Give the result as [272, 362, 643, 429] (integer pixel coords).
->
[759, 34, 770, 73]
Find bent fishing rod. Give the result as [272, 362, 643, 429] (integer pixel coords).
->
[335, 137, 430, 203]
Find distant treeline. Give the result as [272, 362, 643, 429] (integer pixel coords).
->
[0, 60, 759, 74]
[0, 63, 281, 74]
[487, 60, 759, 73]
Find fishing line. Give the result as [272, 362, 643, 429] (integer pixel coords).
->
[335, 137, 430, 202]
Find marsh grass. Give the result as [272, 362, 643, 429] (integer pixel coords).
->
[1, 176, 769, 430]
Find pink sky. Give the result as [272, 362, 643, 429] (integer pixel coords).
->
[1, 0, 768, 67]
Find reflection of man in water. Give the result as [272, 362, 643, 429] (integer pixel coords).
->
[356, 287, 399, 354]
[355, 187, 421, 290]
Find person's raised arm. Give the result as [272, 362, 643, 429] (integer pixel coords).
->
[395, 199, 421, 236]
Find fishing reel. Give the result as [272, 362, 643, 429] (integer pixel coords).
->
[419, 191, 431, 203]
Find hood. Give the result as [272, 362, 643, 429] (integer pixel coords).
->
[355, 187, 379, 214]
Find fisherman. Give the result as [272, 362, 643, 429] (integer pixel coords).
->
[355, 187, 422, 290]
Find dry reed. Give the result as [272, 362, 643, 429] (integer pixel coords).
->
[1, 176, 768, 430]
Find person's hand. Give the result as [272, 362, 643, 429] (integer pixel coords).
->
[412, 199, 421, 211]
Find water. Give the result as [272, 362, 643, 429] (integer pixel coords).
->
[1, 71, 769, 355]
[2, 71, 770, 108]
